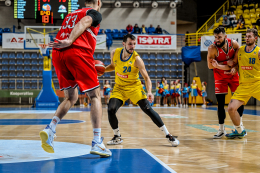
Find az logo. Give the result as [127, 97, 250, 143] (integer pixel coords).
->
[11, 37, 24, 43]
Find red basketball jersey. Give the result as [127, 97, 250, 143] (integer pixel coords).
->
[213, 38, 238, 79]
[55, 8, 100, 56]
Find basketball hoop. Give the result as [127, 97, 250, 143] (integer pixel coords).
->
[38, 44, 49, 56]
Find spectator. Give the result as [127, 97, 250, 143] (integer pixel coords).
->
[230, 0, 237, 6]
[237, 0, 243, 4]
[229, 11, 237, 27]
[141, 24, 147, 34]
[148, 24, 155, 34]
[252, 25, 258, 30]
[238, 15, 245, 25]
[185, 31, 191, 46]
[101, 30, 106, 34]
[126, 24, 133, 34]
[222, 16, 231, 28]
[236, 20, 245, 30]
[133, 24, 140, 33]
[226, 12, 230, 19]
[155, 25, 163, 34]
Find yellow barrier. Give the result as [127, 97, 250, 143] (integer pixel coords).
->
[185, 29, 254, 46]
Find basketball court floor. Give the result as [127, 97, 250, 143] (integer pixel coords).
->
[0, 105, 260, 173]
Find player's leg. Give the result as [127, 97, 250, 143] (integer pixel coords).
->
[178, 96, 182, 107]
[137, 99, 179, 147]
[40, 87, 78, 153]
[107, 98, 124, 145]
[214, 94, 226, 138]
[226, 99, 246, 139]
[86, 87, 112, 157]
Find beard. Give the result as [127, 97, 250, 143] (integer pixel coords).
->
[215, 39, 226, 48]
[246, 41, 255, 46]
[125, 46, 134, 54]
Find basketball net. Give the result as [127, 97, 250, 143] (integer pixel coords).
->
[38, 44, 49, 56]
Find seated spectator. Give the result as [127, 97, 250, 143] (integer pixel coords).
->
[238, 15, 245, 25]
[126, 24, 133, 34]
[133, 24, 140, 33]
[141, 24, 147, 34]
[102, 30, 106, 34]
[236, 20, 245, 30]
[252, 25, 258, 30]
[155, 25, 163, 34]
[148, 24, 155, 33]
[229, 11, 236, 27]
[222, 16, 231, 28]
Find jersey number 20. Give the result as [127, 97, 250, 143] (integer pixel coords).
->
[249, 58, 256, 64]
[123, 66, 131, 73]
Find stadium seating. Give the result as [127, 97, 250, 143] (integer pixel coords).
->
[3, 28, 11, 33]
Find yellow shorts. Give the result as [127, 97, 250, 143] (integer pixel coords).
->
[231, 80, 260, 105]
[110, 84, 147, 105]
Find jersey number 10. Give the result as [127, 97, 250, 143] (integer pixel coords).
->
[249, 58, 256, 64]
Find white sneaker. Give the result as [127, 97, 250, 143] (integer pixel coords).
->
[107, 135, 123, 145]
[186, 104, 188, 108]
[213, 129, 226, 139]
[202, 104, 206, 108]
[90, 137, 112, 157]
[194, 104, 197, 108]
[166, 134, 179, 147]
[39, 125, 56, 153]
[129, 104, 133, 107]
[180, 104, 182, 108]
[164, 104, 167, 107]
[80, 104, 84, 107]
[191, 104, 193, 107]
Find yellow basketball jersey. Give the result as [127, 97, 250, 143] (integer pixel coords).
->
[113, 48, 141, 86]
[191, 84, 197, 89]
[238, 45, 260, 83]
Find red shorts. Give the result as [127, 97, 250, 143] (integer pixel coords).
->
[52, 48, 99, 92]
[215, 74, 239, 94]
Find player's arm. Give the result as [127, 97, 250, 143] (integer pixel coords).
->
[258, 49, 260, 60]
[105, 49, 116, 72]
[49, 10, 102, 48]
[134, 56, 153, 102]
[207, 45, 217, 69]
[230, 40, 240, 66]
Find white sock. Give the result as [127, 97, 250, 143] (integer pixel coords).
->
[240, 117, 243, 126]
[235, 125, 244, 134]
[49, 116, 60, 131]
[113, 128, 121, 136]
[93, 128, 101, 143]
[160, 125, 169, 136]
[219, 124, 225, 131]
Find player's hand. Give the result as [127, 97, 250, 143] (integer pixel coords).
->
[48, 38, 73, 49]
[230, 67, 237, 75]
[147, 92, 154, 103]
[227, 59, 234, 67]
[211, 59, 219, 68]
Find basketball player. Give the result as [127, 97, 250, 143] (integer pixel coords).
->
[43, 0, 112, 157]
[226, 29, 260, 138]
[207, 27, 244, 139]
[104, 34, 179, 146]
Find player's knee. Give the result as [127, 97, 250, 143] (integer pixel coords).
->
[87, 88, 101, 101]
[227, 104, 236, 114]
[107, 106, 116, 116]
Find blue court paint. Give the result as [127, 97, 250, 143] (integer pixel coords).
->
[0, 119, 84, 125]
[205, 107, 260, 116]
[0, 139, 175, 173]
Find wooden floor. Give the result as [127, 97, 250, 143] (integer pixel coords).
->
[0, 105, 260, 173]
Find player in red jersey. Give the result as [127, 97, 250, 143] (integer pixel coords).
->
[207, 27, 244, 139]
[40, 0, 112, 157]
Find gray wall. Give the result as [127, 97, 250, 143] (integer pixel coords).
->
[100, 8, 176, 33]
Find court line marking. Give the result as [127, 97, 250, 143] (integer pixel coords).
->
[142, 149, 177, 173]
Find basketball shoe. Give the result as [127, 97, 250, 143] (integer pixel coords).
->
[226, 129, 247, 139]
[107, 135, 123, 145]
[213, 129, 226, 139]
[39, 125, 56, 153]
[90, 137, 112, 157]
[166, 134, 179, 147]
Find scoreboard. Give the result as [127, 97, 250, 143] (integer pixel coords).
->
[14, 0, 85, 20]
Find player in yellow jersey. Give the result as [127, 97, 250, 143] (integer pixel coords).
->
[226, 29, 260, 138]
[104, 34, 179, 146]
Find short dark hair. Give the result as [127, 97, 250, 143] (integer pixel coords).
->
[85, 0, 97, 4]
[213, 27, 226, 34]
[123, 34, 136, 42]
[246, 28, 258, 37]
